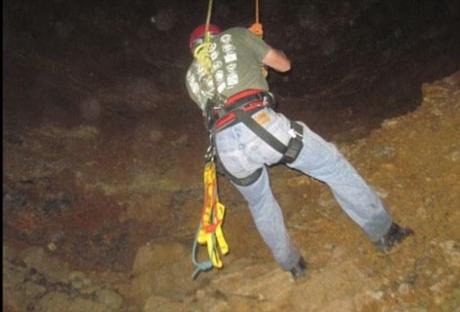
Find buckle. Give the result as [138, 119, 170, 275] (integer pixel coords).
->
[282, 138, 303, 163]
[288, 123, 303, 139]
[262, 94, 269, 106]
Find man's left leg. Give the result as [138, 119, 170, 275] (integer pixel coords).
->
[231, 166, 305, 275]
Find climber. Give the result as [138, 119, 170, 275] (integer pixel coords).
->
[185, 24, 414, 280]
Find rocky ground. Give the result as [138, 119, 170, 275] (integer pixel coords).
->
[3, 1, 460, 311]
[4, 71, 460, 312]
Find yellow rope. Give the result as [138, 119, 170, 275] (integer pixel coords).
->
[204, 0, 213, 42]
[193, 0, 214, 76]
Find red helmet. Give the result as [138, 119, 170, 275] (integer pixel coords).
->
[189, 24, 221, 51]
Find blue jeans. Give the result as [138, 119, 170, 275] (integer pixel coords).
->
[215, 108, 393, 270]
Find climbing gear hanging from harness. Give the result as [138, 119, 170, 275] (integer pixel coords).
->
[192, 147, 229, 279]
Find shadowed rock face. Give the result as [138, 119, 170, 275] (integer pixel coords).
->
[3, 0, 460, 310]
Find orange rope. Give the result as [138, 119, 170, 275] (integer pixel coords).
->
[249, 0, 263, 37]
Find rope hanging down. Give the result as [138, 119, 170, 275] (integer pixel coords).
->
[248, 0, 263, 37]
[191, 0, 229, 280]
[193, 0, 214, 75]
[248, 0, 267, 77]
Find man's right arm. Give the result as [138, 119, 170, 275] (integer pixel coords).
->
[262, 48, 291, 72]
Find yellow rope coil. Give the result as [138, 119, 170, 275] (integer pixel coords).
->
[193, 42, 213, 76]
[193, 0, 214, 76]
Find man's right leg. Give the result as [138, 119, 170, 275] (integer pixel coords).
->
[232, 167, 301, 271]
[286, 123, 394, 242]
[286, 122, 413, 251]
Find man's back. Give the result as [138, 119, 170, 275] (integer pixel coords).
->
[185, 27, 270, 111]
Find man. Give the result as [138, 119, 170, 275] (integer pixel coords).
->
[185, 25, 413, 279]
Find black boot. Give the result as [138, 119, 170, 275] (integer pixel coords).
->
[374, 222, 414, 253]
[290, 256, 307, 280]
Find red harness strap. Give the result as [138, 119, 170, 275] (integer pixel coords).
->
[215, 100, 264, 129]
[225, 89, 263, 106]
[214, 89, 267, 130]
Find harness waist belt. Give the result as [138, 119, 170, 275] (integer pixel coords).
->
[213, 89, 272, 130]
[224, 89, 268, 109]
[214, 102, 264, 130]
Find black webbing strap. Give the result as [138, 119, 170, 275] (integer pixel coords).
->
[228, 167, 263, 186]
[235, 109, 287, 154]
[214, 139, 263, 186]
[280, 121, 304, 163]
[235, 109, 304, 164]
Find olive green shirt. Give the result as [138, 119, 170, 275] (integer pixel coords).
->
[185, 27, 271, 112]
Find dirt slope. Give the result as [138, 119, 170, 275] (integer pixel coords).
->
[4, 67, 460, 310]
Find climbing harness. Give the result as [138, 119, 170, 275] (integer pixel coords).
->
[210, 89, 304, 166]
